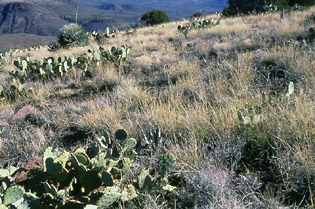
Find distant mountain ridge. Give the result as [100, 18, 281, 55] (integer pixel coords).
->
[98, 3, 150, 12]
[83, 0, 226, 19]
[0, 0, 131, 37]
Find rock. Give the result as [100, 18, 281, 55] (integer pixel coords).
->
[48, 129, 55, 137]
[0, 120, 9, 127]
[15, 158, 43, 183]
[12, 105, 34, 121]
[25, 113, 46, 126]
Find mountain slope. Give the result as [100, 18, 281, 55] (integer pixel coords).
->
[0, 2, 69, 36]
[0, 0, 129, 36]
[0, 33, 56, 51]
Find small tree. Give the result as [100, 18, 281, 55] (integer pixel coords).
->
[223, 0, 315, 16]
[141, 10, 170, 26]
[223, 0, 267, 16]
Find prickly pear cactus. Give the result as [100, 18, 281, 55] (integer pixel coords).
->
[0, 129, 177, 208]
[115, 129, 128, 143]
[121, 184, 137, 202]
[123, 138, 137, 152]
[159, 153, 176, 178]
[97, 187, 121, 208]
[138, 168, 150, 189]
[3, 186, 24, 206]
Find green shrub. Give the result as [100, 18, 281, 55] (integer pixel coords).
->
[223, 0, 315, 16]
[223, 0, 268, 16]
[191, 11, 207, 18]
[58, 24, 88, 48]
[141, 10, 170, 26]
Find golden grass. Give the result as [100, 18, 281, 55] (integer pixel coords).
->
[0, 8, 314, 207]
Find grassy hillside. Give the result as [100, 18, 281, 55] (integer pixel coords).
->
[0, 34, 56, 52]
[0, 6, 314, 208]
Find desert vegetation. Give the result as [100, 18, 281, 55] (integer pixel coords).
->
[0, 5, 314, 208]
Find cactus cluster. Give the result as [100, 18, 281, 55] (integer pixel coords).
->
[99, 46, 131, 65]
[177, 18, 220, 38]
[13, 56, 76, 80]
[12, 46, 130, 81]
[238, 103, 263, 125]
[0, 46, 42, 57]
[49, 29, 119, 51]
[0, 82, 29, 101]
[0, 53, 3, 69]
[89, 29, 119, 44]
[263, 4, 278, 13]
[0, 129, 176, 208]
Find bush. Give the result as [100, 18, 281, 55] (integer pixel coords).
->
[223, 0, 315, 16]
[141, 10, 170, 26]
[223, 0, 267, 16]
[58, 24, 88, 48]
[191, 11, 207, 18]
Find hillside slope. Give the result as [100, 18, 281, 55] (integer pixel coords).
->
[0, 6, 314, 208]
[0, 33, 56, 52]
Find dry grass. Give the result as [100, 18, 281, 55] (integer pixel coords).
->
[0, 6, 315, 208]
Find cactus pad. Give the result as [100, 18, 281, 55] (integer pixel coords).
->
[111, 145, 120, 159]
[124, 150, 137, 162]
[122, 138, 137, 152]
[84, 205, 97, 209]
[121, 185, 138, 202]
[3, 186, 24, 206]
[159, 153, 176, 177]
[0, 169, 9, 178]
[121, 158, 132, 171]
[43, 147, 59, 169]
[79, 171, 102, 194]
[74, 152, 91, 166]
[101, 171, 113, 187]
[55, 152, 70, 168]
[87, 143, 100, 159]
[114, 129, 127, 143]
[286, 82, 294, 97]
[162, 184, 176, 191]
[110, 167, 121, 180]
[44, 182, 58, 197]
[97, 190, 121, 208]
[18, 193, 40, 208]
[70, 154, 87, 175]
[97, 133, 110, 149]
[91, 153, 107, 172]
[138, 168, 150, 189]
[45, 158, 69, 182]
[142, 175, 153, 193]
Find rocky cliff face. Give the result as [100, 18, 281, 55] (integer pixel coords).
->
[0, 2, 69, 36]
[0, 0, 123, 36]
